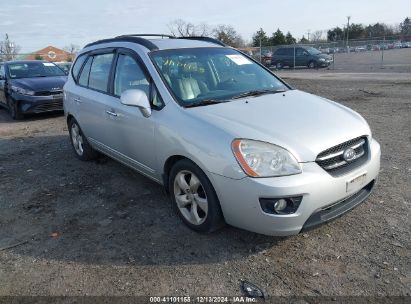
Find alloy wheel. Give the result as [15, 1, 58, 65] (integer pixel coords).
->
[71, 123, 84, 156]
[173, 170, 208, 225]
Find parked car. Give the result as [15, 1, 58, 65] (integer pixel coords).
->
[64, 35, 380, 236]
[401, 41, 411, 48]
[55, 61, 72, 74]
[354, 46, 366, 52]
[271, 46, 332, 69]
[0, 60, 67, 119]
[393, 41, 402, 49]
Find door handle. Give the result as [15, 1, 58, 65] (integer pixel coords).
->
[106, 110, 118, 117]
[74, 97, 81, 103]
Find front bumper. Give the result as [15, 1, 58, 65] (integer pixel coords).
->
[318, 60, 332, 67]
[209, 139, 381, 236]
[12, 92, 63, 114]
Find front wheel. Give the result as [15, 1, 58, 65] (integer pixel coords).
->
[68, 118, 98, 161]
[7, 97, 23, 120]
[308, 61, 317, 69]
[169, 159, 225, 233]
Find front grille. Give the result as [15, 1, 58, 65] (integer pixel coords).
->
[35, 90, 63, 96]
[32, 101, 63, 113]
[316, 136, 368, 176]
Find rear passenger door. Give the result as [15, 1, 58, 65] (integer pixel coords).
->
[74, 50, 116, 146]
[295, 48, 307, 67]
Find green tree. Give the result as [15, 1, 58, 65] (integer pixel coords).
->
[364, 23, 392, 38]
[270, 29, 286, 46]
[252, 28, 270, 47]
[285, 32, 296, 44]
[400, 17, 411, 36]
[213, 25, 244, 48]
[327, 27, 344, 41]
[299, 36, 309, 44]
[347, 23, 366, 39]
[34, 54, 43, 60]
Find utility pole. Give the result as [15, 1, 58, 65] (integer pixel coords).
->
[346, 16, 351, 53]
[307, 30, 311, 42]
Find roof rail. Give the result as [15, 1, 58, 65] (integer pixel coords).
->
[84, 35, 226, 50]
[116, 34, 175, 39]
[84, 36, 159, 51]
[177, 36, 226, 47]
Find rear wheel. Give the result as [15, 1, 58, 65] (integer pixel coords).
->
[7, 97, 23, 120]
[68, 118, 98, 161]
[169, 159, 225, 233]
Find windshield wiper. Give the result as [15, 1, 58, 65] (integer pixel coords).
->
[231, 89, 286, 100]
[185, 99, 225, 108]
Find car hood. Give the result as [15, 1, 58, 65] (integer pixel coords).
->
[187, 90, 371, 162]
[11, 76, 67, 92]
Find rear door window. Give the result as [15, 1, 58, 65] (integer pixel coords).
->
[88, 53, 114, 92]
[285, 48, 294, 56]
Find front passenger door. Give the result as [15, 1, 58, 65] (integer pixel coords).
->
[103, 52, 159, 177]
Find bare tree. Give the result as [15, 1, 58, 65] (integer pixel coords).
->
[168, 19, 211, 37]
[0, 34, 21, 62]
[311, 30, 324, 42]
[63, 44, 80, 62]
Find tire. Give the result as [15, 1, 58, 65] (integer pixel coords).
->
[68, 118, 98, 161]
[7, 97, 23, 120]
[275, 62, 283, 70]
[168, 159, 225, 233]
[308, 61, 317, 69]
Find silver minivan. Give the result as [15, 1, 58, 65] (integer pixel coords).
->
[64, 35, 380, 236]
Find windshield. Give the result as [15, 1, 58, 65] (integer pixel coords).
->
[7, 62, 66, 79]
[151, 48, 288, 106]
[306, 47, 322, 55]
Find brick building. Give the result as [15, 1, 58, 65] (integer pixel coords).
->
[24, 46, 73, 62]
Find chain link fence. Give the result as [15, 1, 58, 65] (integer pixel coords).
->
[240, 38, 411, 72]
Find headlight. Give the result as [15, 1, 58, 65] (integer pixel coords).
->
[11, 85, 35, 96]
[232, 139, 302, 177]
[318, 58, 326, 62]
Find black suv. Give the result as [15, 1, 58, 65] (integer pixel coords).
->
[271, 46, 332, 69]
[0, 60, 67, 119]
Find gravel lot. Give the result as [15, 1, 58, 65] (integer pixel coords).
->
[0, 71, 410, 298]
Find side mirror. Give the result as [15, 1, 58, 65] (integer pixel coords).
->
[120, 89, 151, 118]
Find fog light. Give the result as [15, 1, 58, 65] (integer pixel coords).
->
[259, 196, 303, 215]
[274, 199, 287, 212]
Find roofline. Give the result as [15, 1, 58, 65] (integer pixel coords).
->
[84, 35, 226, 50]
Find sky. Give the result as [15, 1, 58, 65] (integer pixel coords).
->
[1, 0, 409, 53]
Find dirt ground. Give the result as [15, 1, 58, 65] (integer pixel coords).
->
[0, 72, 410, 298]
